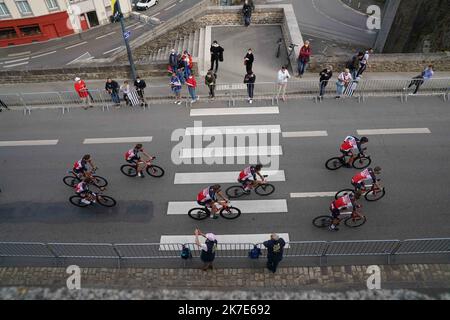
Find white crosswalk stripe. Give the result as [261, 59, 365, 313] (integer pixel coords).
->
[174, 170, 286, 184]
[190, 107, 279, 116]
[282, 131, 328, 138]
[185, 125, 281, 136]
[0, 140, 58, 147]
[290, 192, 336, 198]
[83, 137, 152, 144]
[167, 200, 288, 215]
[180, 146, 283, 159]
[357, 128, 431, 135]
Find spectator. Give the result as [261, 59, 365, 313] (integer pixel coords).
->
[244, 48, 254, 73]
[298, 40, 311, 77]
[263, 233, 286, 273]
[356, 48, 373, 78]
[74, 77, 93, 110]
[170, 72, 182, 105]
[347, 51, 363, 80]
[186, 74, 198, 103]
[243, 0, 253, 27]
[244, 70, 256, 104]
[276, 65, 290, 102]
[169, 49, 178, 73]
[205, 69, 216, 100]
[105, 78, 120, 105]
[406, 64, 434, 95]
[319, 65, 333, 99]
[134, 76, 147, 106]
[0, 98, 9, 112]
[120, 81, 131, 107]
[182, 50, 193, 78]
[210, 40, 224, 74]
[335, 68, 352, 99]
[194, 228, 217, 271]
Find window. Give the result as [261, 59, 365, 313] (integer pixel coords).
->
[19, 25, 41, 37]
[0, 2, 11, 17]
[0, 28, 17, 39]
[45, 0, 59, 10]
[15, 0, 32, 15]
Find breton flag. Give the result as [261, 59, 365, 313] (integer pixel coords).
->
[111, 0, 122, 20]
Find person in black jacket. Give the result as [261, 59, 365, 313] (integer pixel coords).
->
[105, 78, 120, 105]
[244, 48, 254, 73]
[318, 65, 333, 99]
[244, 70, 256, 104]
[134, 76, 147, 105]
[210, 40, 224, 74]
[242, 0, 254, 27]
[194, 228, 218, 271]
[263, 233, 286, 273]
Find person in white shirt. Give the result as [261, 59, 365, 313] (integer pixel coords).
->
[120, 81, 131, 107]
[336, 68, 353, 99]
[276, 66, 291, 102]
[356, 48, 373, 77]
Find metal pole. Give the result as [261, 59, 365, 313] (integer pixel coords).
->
[116, 0, 137, 81]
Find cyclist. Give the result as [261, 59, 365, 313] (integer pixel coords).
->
[197, 184, 229, 219]
[125, 144, 154, 178]
[238, 164, 265, 193]
[340, 136, 368, 167]
[329, 193, 361, 231]
[73, 154, 96, 179]
[74, 177, 94, 205]
[351, 166, 382, 197]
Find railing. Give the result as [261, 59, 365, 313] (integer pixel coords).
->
[1, 78, 448, 114]
[0, 238, 448, 268]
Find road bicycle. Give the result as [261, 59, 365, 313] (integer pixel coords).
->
[325, 151, 371, 170]
[335, 181, 386, 202]
[69, 191, 116, 208]
[188, 201, 241, 220]
[120, 157, 165, 178]
[312, 209, 366, 229]
[63, 168, 108, 189]
[225, 175, 275, 198]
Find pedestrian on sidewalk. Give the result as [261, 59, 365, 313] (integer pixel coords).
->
[244, 48, 254, 73]
[335, 68, 352, 99]
[170, 72, 182, 105]
[297, 40, 311, 77]
[276, 65, 290, 102]
[356, 48, 373, 78]
[242, 0, 253, 27]
[134, 76, 147, 106]
[205, 69, 216, 100]
[210, 40, 224, 74]
[194, 228, 217, 271]
[186, 74, 198, 103]
[169, 49, 178, 73]
[318, 65, 333, 99]
[0, 98, 9, 111]
[74, 77, 93, 110]
[105, 78, 120, 106]
[406, 64, 434, 95]
[347, 51, 363, 80]
[244, 70, 256, 104]
[182, 50, 193, 79]
[120, 81, 131, 107]
[263, 233, 286, 273]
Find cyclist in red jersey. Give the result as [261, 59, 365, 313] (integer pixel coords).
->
[125, 144, 154, 178]
[73, 154, 96, 178]
[329, 193, 360, 231]
[238, 164, 265, 193]
[340, 136, 368, 167]
[197, 185, 229, 219]
[351, 166, 381, 196]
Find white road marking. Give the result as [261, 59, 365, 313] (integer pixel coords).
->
[103, 46, 124, 55]
[185, 125, 281, 136]
[357, 128, 431, 135]
[126, 22, 140, 29]
[4, 57, 29, 64]
[151, 12, 161, 17]
[83, 137, 153, 144]
[7, 51, 31, 57]
[96, 31, 116, 39]
[65, 41, 88, 50]
[165, 4, 177, 10]
[167, 199, 288, 215]
[290, 192, 336, 198]
[0, 140, 58, 147]
[180, 146, 283, 159]
[3, 61, 29, 68]
[160, 233, 290, 249]
[190, 107, 279, 116]
[282, 131, 328, 138]
[133, 25, 145, 30]
[31, 51, 57, 59]
[174, 170, 286, 184]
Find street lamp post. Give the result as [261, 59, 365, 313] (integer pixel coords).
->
[115, 0, 137, 81]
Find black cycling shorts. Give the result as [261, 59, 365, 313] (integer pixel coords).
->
[329, 206, 340, 219]
[197, 199, 213, 207]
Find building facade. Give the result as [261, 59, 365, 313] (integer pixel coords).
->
[0, 0, 132, 47]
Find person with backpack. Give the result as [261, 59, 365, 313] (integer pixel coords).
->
[263, 233, 286, 273]
[347, 52, 363, 80]
[210, 40, 224, 74]
[194, 228, 217, 271]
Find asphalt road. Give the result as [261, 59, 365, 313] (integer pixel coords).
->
[0, 96, 449, 244]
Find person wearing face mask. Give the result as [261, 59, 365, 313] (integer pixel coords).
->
[244, 48, 254, 73]
[134, 76, 147, 106]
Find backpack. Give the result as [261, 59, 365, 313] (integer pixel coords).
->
[181, 245, 192, 260]
[248, 245, 262, 259]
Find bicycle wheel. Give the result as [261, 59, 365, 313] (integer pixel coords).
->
[146, 165, 165, 178]
[312, 215, 333, 228]
[352, 156, 371, 169]
[255, 183, 275, 196]
[226, 185, 246, 198]
[97, 195, 117, 207]
[188, 207, 209, 220]
[365, 188, 386, 202]
[92, 175, 108, 188]
[69, 195, 89, 207]
[120, 164, 137, 177]
[325, 157, 344, 170]
[220, 206, 241, 220]
[344, 215, 366, 228]
[335, 189, 355, 199]
[63, 175, 79, 187]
